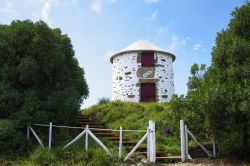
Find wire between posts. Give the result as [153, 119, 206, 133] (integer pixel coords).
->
[32, 123, 146, 132]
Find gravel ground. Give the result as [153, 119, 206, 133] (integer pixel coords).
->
[119, 158, 249, 166]
[162, 158, 248, 166]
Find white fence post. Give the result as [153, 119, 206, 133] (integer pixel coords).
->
[124, 131, 148, 161]
[85, 125, 89, 151]
[119, 126, 122, 159]
[87, 129, 112, 157]
[184, 124, 189, 159]
[29, 126, 44, 146]
[48, 122, 52, 150]
[27, 125, 30, 140]
[187, 129, 213, 158]
[146, 127, 150, 161]
[63, 129, 87, 149]
[148, 120, 156, 163]
[212, 139, 216, 158]
[180, 120, 186, 162]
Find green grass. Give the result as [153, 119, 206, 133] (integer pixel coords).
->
[83, 100, 182, 156]
[0, 139, 119, 166]
[0, 101, 184, 165]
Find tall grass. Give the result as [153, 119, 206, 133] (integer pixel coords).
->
[83, 101, 181, 155]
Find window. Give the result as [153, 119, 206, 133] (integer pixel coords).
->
[141, 52, 154, 67]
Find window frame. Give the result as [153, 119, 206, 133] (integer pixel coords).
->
[141, 52, 155, 67]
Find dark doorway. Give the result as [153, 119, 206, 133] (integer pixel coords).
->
[141, 52, 154, 67]
[140, 83, 156, 102]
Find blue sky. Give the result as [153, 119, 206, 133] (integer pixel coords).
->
[0, 0, 245, 108]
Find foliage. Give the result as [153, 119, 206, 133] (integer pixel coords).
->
[203, 2, 250, 157]
[30, 146, 56, 165]
[0, 20, 89, 153]
[0, 144, 115, 166]
[172, 2, 250, 158]
[98, 97, 110, 105]
[171, 63, 210, 140]
[0, 119, 15, 139]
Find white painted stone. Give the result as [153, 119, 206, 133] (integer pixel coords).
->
[111, 40, 175, 102]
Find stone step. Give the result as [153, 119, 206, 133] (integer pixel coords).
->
[89, 126, 104, 129]
[78, 121, 101, 125]
[77, 115, 97, 120]
[77, 119, 98, 123]
[77, 115, 178, 163]
[77, 115, 94, 118]
[77, 119, 91, 121]
[126, 145, 147, 152]
[77, 118, 97, 121]
[136, 151, 166, 157]
[77, 115, 91, 118]
[113, 141, 138, 146]
[92, 132, 117, 137]
[105, 136, 120, 141]
[156, 156, 181, 162]
[78, 125, 104, 128]
[78, 125, 102, 128]
[91, 130, 114, 134]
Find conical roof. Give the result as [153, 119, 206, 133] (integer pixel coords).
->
[110, 39, 175, 63]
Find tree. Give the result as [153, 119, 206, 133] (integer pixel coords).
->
[171, 64, 209, 140]
[171, 2, 250, 158]
[0, 20, 89, 152]
[203, 2, 250, 157]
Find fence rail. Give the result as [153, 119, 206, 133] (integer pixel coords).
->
[32, 123, 146, 132]
[27, 121, 156, 163]
[28, 120, 215, 163]
[180, 120, 216, 162]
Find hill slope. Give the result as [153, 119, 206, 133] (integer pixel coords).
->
[82, 101, 181, 155]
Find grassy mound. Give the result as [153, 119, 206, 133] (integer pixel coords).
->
[83, 101, 181, 155]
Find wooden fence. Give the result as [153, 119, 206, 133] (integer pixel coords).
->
[27, 119, 216, 163]
[27, 121, 156, 163]
[180, 120, 216, 162]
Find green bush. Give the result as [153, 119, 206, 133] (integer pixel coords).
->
[0, 119, 15, 139]
[27, 143, 114, 166]
[0, 119, 31, 155]
[171, 2, 250, 159]
[0, 20, 89, 154]
[30, 146, 56, 165]
[98, 97, 110, 105]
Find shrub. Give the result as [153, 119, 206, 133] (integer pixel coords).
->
[98, 97, 110, 105]
[30, 146, 56, 165]
[0, 119, 15, 139]
[0, 20, 89, 154]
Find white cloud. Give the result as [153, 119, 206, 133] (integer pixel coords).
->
[166, 34, 187, 52]
[144, 0, 159, 3]
[90, 0, 116, 13]
[41, 0, 52, 21]
[22, 0, 77, 22]
[91, 0, 102, 13]
[148, 10, 158, 20]
[1, 0, 16, 13]
[193, 43, 203, 51]
[157, 27, 168, 37]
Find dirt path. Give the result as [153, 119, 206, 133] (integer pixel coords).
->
[162, 158, 248, 166]
[118, 158, 249, 166]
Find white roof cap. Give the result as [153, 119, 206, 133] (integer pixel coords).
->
[110, 39, 175, 63]
[121, 39, 164, 52]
